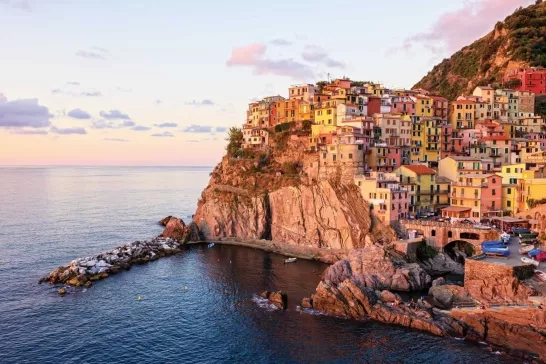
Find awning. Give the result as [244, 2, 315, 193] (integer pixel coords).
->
[490, 217, 528, 223]
[441, 206, 472, 212]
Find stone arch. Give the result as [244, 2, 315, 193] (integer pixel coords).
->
[448, 231, 453, 238]
[444, 240, 476, 263]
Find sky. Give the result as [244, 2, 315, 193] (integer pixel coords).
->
[0, 0, 534, 166]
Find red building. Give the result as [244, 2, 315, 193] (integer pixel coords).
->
[504, 67, 546, 95]
[269, 102, 279, 126]
[367, 96, 381, 116]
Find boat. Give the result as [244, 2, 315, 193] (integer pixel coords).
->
[284, 257, 297, 264]
[513, 228, 531, 235]
[521, 257, 539, 267]
[520, 232, 539, 239]
[535, 270, 546, 282]
[520, 244, 535, 255]
[500, 233, 511, 243]
[481, 241, 504, 248]
[520, 238, 537, 245]
[208, 243, 215, 248]
[473, 224, 492, 230]
[483, 247, 510, 257]
[529, 249, 542, 258]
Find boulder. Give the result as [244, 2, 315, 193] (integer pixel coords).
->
[260, 290, 288, 310]
[160, 217, 190, 242]
[301, 297, 313, 309]
[431, 277, 446, 287]
[379, 290, 399, 303]
[159, 216, 173, 226]
[58, 288, 67, 295]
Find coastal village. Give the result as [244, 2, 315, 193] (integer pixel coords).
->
[241, 68, 546, 226]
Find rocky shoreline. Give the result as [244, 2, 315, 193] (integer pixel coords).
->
[39, 237, 184, 290]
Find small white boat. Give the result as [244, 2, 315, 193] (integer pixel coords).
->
[284, 257, 297, 264]
[535, 270, 546, 283]
[521, 257, 539, 267]
[208, 243, 215, 248]
[473, 224, 492, 230]
[520, 244, 535, 255]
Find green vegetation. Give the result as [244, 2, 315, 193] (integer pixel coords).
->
[281, 161, 300, 176]
[536, 95, 546, 116]
[226, 127, 243, 157]
[528, 198, 546, 208]
[414, 1, 546, 99]
[274, 122, 294, 133]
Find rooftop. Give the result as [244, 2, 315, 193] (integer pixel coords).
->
[481, 135, 511, 141]
[402, 165, 436, 175]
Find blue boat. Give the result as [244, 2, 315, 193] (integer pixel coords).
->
[481, 240, 504, 248]
[528, 248, 542, 258]
[482, 246, 510, 257]
[513, 228, 531, 235]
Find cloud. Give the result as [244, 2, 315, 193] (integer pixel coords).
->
[154, 122, 178, 128]
[76, 47, 110, 60]
[10, 129, 48, 135]
[151, 131, 175, 137]
[215, 127, 228, 133]
[80, 91, 102, 97]
[270, 39, 292, 46]
[104, 138, 129, 142]
[301, 45, 345, 68]
[392, 0, 532, 55]
[67, 81, 80, 86]
[182, 124, 213, 133]
[100, 109, 130, 120]
[226, 43, 314, 80]
[91, 119, 136, 129]
[185, 99, 215, 106]
[131, 125, 151, 131]
[116, 87, 132, 93]
[0, 95, 52, 128]
[50, 126, 87, 135]
[0, 0, 31, 11]
[185, 140, 200, 143]
[51, 88, 102, 97]
[155, 99, 162, 104]
[67, 108, 91, 120]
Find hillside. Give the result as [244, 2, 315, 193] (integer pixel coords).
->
[414, 1, 546, 100]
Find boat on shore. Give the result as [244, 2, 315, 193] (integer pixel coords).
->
[513, 228, 531, 235]
[500, 233, 511, 243]
[520, 244, 535, 255]
[521, 257, 539, 267]
[473, 224, 492, 230]
[520, 232, 539, 239]
[536, 270, 546, 282]
[284, 257, 297, 264]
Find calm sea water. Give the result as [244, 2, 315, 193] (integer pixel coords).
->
[0, 166, 517, 363]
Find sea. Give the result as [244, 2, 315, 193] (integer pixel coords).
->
[0, 166, 519, 363]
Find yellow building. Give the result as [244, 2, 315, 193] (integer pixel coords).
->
[449, 100, 475, 130]
[414, 96, 433, 117]
[410, 118, 442, 163]
[395, 165, 448, 213]
[312, 99, 344, 136]
[298, 101, 314, 121]
[502, 185, 518, 216]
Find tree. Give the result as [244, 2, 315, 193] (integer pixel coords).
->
[504, 78, 522, 89]
[226, 127, 243, 156]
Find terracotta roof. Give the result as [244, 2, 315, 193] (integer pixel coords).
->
[481, 135, 511, 141]
[454, 100, 475, 105]
[430, 96, 448, 101]
[403, 165, 436, 175]
[442, 206, 472, 212]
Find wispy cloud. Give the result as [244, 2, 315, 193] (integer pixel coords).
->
[131, 125, 152, 131]
[67, 81, 80, 86]
[270, 39, 292, 46]
[81, 91, 102, 97]
[0, 94, 51, 128]
[104, 138, 129, 142]
[185, 99, 215, 106]
[91, 120, 135, 129]
[10, 129, 48, 135]
[100, 109, 131, 120]
[182, 124, 213, 133]
[302, 45, 345, 68]
[51, 88, 102, 97]
[0, 0, 31, 12]
[390, 0, 532, 55]
[67, 108, 91, 120]
[185, 139, 200, 143]
[51, 126, 87, 135]
[151, 131, 175, 137]
[76, 47, 110, 61]
[154, 122, 178, 128]
[226, 43, 314, 80]
[216, 127, 228, 133]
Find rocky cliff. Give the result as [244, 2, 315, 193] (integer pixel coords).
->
[192, 137, 393, 250]
[414, 1, 546, 100]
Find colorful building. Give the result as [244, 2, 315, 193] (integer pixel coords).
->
[438, 156, 495, 181]
[395, 165, 448, 214]
[503, 67, 546, 95]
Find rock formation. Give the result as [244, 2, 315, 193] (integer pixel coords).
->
[260, 290, 288, 310]
[191, 139, 394, 249]
[322, 248, 431, 292]
[160, 217, 191, 241]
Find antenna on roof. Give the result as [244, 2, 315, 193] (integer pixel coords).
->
[327, 73, 331, 83]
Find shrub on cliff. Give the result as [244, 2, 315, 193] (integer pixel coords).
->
[226, 127, 243, 156]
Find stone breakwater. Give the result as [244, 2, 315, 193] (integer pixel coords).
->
[39, 237, 183, 288]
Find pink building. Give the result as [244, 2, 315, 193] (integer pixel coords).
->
[367, 144, 404, 173]
[391, 96, 416, 116]
[529, 132, 546, 151]
[475, 120, 504, 138]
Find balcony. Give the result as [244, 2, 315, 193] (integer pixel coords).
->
[425, 147, 439, 151]
[489, 152, 501, 158]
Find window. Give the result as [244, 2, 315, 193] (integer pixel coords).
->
[492, 189, 496, 195]
[507, 188, 511, 195]
[507, 168, 511, 173]
[507, 201, 512, 207]
[349, 153, 353, 159]
[431, 230, 436, 237]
